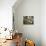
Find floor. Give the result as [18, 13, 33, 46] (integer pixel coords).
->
[0, 39, 16, 46]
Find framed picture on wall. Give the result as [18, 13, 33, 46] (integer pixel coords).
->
[23, 16, 34, 25]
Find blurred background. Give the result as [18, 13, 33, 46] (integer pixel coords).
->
[0, 0, 46, 46]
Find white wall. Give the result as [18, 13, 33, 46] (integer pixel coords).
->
[13, 0, 41, 46]
[0, 0, 16, 30]
[41, 0, 46, 46]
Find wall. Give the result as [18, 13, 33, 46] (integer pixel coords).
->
[41, 0, 46, 46]
[13, 0, 41, 46]
[0, 0, 16, 30]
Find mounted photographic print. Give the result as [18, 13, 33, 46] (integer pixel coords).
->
[23, 16, 34, 25]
